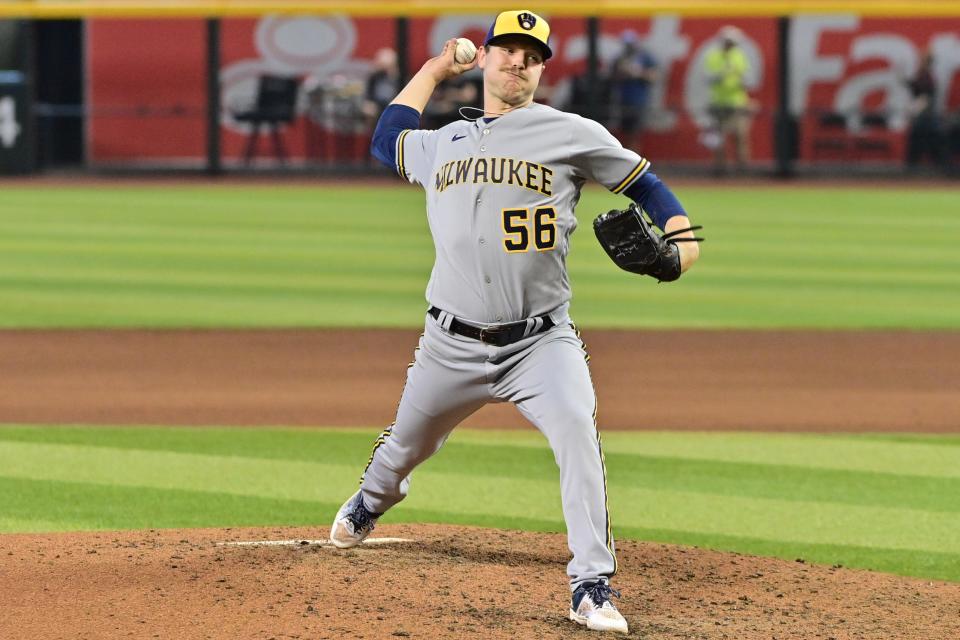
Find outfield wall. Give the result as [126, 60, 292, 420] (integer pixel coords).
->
[83, 13, 960, 168]
[3, 8, 959, 173]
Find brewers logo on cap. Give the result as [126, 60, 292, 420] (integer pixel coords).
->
[484, 9, 553, 60]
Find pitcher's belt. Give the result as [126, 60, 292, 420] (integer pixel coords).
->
[428, 306, 554, 347]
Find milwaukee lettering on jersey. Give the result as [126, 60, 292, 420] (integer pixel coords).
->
[433, 157, 553, 196]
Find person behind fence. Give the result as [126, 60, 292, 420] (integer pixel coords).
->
[363, 48, 401, 125]
[420, 76, 479, 129]
[905, 48, 947, 171]
[703, 25, 752, 174]
[568, 62, 614, 126]
[611, 29, 658, 152]
[949, 111, 960, 170]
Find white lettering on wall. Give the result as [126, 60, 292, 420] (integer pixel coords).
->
[0, 96, 21, 149]
[789, 15, 859, 116]
[644, 16, 690, 131]
[929, 33, 960, 113]
[835, 34, 916, 130]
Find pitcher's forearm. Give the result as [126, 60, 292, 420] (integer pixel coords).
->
[664, 214, 701, 273]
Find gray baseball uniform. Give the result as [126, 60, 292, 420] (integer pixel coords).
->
[359, 102, 651, 590]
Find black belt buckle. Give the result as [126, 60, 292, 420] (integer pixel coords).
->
[478, 326, 509, 346]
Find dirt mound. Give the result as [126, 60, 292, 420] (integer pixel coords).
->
[2, 524, 957, 639]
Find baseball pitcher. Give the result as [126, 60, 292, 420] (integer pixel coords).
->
[331, 9, 702, 634]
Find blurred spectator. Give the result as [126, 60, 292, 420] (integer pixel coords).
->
[703, 25, 753, 175]
[304, 72, 366, 163]
[422, 75, 480, 129]
[948, 112, 960, 170]
[362, 48, 400, 126]
[905, 49, 947, 171]
[611, 30, 658, 152]
[325, 74, 365, 133]
[567, 64, 613, 125]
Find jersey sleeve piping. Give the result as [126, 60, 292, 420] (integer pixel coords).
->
[395, 129, 412, 180]
[610, 157, 651, 194]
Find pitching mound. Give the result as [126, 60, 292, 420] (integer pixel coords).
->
[2, 524, 958, 639]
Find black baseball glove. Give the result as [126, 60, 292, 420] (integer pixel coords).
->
[593, 203, 704, 282]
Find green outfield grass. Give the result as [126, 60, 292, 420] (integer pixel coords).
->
[2, 424, 959, 583]
[0, 184, 958, 328]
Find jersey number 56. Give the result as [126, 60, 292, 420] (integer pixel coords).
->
[502, 207, 557, 253]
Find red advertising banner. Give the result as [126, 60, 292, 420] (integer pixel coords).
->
[87, 14, 960, 166]
[87, 19, 208, 163]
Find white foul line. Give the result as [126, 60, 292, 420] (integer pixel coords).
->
[217, 537, 412, 547]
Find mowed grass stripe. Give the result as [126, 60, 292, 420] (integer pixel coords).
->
[2, 427, 959, 513]
[0, 186, 433, 329]
[452, 430, 960, 479]
[606, 456, 960, 514]
[9, 427, 960, 478]
[0, 440, 365, 503]
[400, 470, 960, 555]
[856, 433, 960, 447]
[0, 517, 78, 533]
[1, 185, 959, 328]
[611, 525, 960, 584]
[2, 214, 955, 261]
[2, 439, 960, 556]
[0, 425, 381, 462]
[0, 271, 429, 295]
[391, 506, 960, 583]
[0, 477, 338, 532]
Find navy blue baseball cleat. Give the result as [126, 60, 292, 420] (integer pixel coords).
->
[569, 580, 629, 633]
[329, 490, 381, 549]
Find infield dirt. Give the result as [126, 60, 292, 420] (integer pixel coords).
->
[2, 328, 958, 431]
[1, 328, 958, 639]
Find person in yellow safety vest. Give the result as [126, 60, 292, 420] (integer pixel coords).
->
[703, 25, 753, 174]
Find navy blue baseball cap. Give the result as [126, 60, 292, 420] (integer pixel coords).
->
[483, 10, 553, 60]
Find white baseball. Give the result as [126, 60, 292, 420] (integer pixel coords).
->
[454, 37, 477, 64]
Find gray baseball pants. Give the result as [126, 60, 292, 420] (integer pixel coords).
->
[358, 311, 617, 589]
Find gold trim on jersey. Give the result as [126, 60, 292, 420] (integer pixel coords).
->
[396, 129, 412, 180]
[359, 332, 423, 484]
[611, 157, 650, 194]
[359, 425, 395, 484]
